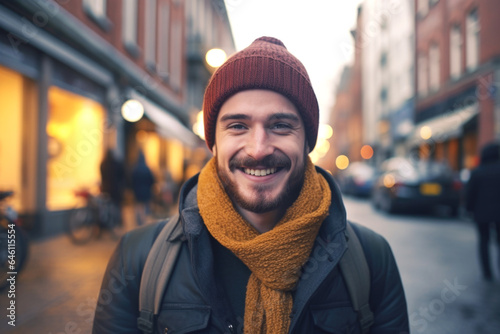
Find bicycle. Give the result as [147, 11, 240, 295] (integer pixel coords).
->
[67, 188, 121, 245]
[0, 191, 29, 291]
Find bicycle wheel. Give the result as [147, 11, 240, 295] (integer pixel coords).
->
[67, 205, 95, 244]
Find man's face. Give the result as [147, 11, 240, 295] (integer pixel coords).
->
[213, 89, 308, 214]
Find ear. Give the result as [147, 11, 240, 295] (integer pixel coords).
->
[212, 144, 217, 156]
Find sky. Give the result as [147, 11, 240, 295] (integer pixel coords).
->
[224, 0, 364, 123]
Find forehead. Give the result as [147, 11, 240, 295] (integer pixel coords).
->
[217, 89, 301, 121]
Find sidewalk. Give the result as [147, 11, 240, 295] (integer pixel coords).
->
[0, 205, 142, 334]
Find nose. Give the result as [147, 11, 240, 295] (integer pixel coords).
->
[244, 127, 274, 160]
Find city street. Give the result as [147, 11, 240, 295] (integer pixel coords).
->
[1, 199, 500, 333]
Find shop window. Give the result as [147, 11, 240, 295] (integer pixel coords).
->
[0, 66, 38, 213]
[46, 87, 105, 211]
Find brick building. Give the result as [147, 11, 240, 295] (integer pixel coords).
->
[414, 0, 500, 171]
[0, 0, 234, 236]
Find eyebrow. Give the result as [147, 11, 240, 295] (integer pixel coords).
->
[268, 112, 301, 122]
[219, 112, 300, 123]
[219, 113, 251, 122]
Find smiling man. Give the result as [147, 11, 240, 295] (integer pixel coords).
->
[93, 37, 409, 334]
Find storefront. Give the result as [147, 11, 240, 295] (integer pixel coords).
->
[409, 102, 479, 171]
[0, 12, 114, 235]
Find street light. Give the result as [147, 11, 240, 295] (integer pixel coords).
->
[121, 99, 144, 122]
[205, 48, 227, 68]
[420, 126, 432, 140]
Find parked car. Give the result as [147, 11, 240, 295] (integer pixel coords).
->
[371, 157, 462, 216]
[338, 162, 376, 197]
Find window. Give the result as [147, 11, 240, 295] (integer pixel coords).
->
[418, 55, 428, 96]
[380, 87, 388, 104]
[158, 2, 170, 78]
[122, 0, 140, 58]
[0, 65, 38, 212]
[83, 0, 111, 31]
[418, 0, 429, 18]
[450, 24, 462, 80]
[429, 44, 440, 91]
[380, 52, 387, 68]
[145, 0, 158, 69]
[466, 9, 480, 71]
[170, 19, 183, 90]
[46, 87, 105, 211]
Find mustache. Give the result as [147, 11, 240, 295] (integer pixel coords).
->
[229, 154, 291, 171]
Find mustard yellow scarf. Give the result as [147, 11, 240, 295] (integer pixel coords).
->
[197, 157, 331, 333]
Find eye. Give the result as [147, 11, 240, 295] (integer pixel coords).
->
[271, 122, 294, 132]
[227, 123, 247, 130]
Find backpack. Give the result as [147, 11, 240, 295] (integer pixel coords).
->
[137, 215, 374, 334]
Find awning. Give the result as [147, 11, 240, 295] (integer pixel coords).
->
[129, 90, 200, 148]
[409, 103, 478, 145]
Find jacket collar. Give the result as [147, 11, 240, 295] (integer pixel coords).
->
[178, 165, 347, 235]
[177, 166, 349, 331]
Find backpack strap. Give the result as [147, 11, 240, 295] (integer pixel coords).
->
[339, 222, 374, 334]
[137, 213, 183, 334]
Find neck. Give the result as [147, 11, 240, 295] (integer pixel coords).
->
[237, 207, 286, 233]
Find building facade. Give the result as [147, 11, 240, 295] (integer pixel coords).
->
[361, 0, 416, 165]
[414, 0, 500, 171]
[0, 0, 234, 236]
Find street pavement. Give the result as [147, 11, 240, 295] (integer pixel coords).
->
[345, 196, 500, 334]
[1, 199, 500, 333]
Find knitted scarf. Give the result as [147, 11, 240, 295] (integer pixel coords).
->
[197, 157, 331, 333]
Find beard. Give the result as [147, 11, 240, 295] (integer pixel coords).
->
[216, 151, 307, 213]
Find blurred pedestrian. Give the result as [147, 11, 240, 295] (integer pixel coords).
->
[100, 149, 125, 225]
[131, 150, 155, 226]
[466, 141, 500, 281]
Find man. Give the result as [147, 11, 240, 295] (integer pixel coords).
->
[93, 36, 408, 333]
[465, 142, 500, 281]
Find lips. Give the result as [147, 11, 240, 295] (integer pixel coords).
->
[243, 168, 278, 176]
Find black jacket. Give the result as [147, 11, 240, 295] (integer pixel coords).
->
[93, 168, 409, 333]
[466, 142, 500, 223]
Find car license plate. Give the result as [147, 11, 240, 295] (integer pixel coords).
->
[420, 183, 442, 195]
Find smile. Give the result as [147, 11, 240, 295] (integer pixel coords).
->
[243, 168, 278, 176]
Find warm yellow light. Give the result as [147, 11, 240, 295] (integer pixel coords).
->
[47, 123, 71, 139]
[318, 124, 333, 139]
[193, 110, 205, 140]
[136, 130, 149, 143]
[360, 145, 374, 160]
[121, 99, 144, 122]
[206, 48, 227, 68]
[316, 139, 330, 157]
[383, 174, 396, 188]
[420, 126, 432, 140]
[336, 155, 350, 170]
[309, 151, 320, 164]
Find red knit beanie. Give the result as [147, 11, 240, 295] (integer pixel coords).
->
[203, 36, 319, 152]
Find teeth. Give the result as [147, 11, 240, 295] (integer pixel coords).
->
[244, 168, 277, 176]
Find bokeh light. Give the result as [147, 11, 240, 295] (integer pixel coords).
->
[360, 145, 374, 160]
[336, 155, 349, 170]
